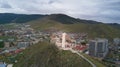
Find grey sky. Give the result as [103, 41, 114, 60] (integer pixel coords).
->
[0, 0, 120, 23]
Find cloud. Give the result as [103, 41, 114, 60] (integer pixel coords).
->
[0, 3, 12, 8]
[0, 0, 120, 23]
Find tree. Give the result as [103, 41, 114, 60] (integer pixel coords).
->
[0, 41, 4, 48]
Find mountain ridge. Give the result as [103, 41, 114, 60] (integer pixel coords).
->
[0, 13, 119, 25]
[0, 13, 115, 24]
[0, 13, 120, 38]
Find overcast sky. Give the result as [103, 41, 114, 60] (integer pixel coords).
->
[0, 0, 120, 23]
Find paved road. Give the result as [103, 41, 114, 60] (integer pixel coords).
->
[69, 49, 96, 67]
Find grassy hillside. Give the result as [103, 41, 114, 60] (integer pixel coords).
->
[13, 42, 93, 67]
[28, 18, 120, 39]
[81, 53, 106, 67]
[107, 23, 120, 30]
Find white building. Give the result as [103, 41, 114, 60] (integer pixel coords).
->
[7, 64, 13, 67]
[62, 33, 66, 48]
[114, 38, 120, 45]
[89, 38, 108, 58]
[17, 42, 30, 49]
[113, 38, 120, 50]
[4, 42, 10, 48]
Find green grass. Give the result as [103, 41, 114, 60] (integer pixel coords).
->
[13, 42, 92, 67]
[0, 36, 16, 40]
[1, 23, 16, 29]
[0, 36, 11, 40]
[81, 53, 106, 67]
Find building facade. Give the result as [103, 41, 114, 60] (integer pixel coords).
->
[89, 38, 108, 58]
[113, 38, 120, 51]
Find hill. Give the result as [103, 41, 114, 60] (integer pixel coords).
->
[0, 13, 101, 24]
[0, 13, 46, 24]
[27, 14, 120, 39]
[0, 13, 120, 38]
[107, 23, 120, 30]
[13, 42, 105, 67]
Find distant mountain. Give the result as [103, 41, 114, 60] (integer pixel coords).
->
[26, 14, 120, 39]
[40, 14, 103, 24]
[107, 23, 120, 30]
[0, 13, 102, 24]
[0, 13, 46, 24]
[0, 13, 120, 38]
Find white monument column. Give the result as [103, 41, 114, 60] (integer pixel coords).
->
[62, 33, 66, 48]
